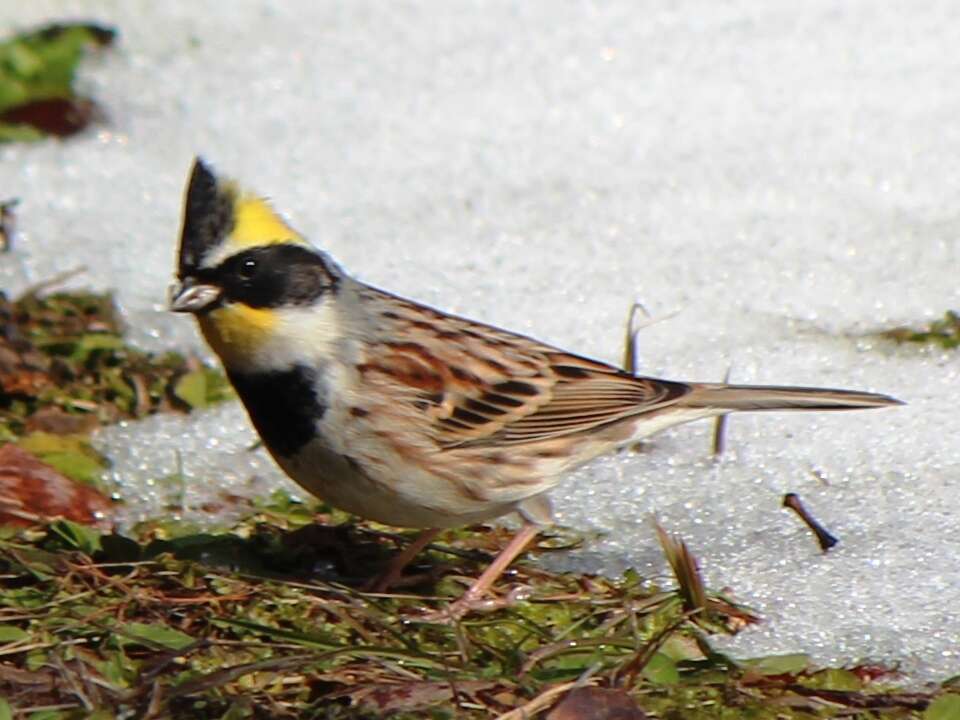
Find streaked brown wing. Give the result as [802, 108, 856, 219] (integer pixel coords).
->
[358, 288, 692, 449]
[444, 353, 691, 447]
[494, 356, 689, 445]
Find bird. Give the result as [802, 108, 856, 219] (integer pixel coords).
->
[169, 157, 902, 618]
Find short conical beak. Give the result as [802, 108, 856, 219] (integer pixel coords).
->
[169, 278, 222, 313]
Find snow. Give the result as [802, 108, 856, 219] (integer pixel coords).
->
[1, 0, 958, 681]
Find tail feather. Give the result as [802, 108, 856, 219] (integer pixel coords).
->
[682, 383, 903, 412]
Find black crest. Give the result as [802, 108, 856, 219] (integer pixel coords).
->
[177, 157, 235, 277]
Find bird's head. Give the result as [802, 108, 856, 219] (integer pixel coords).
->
[170, 158, 342, 371]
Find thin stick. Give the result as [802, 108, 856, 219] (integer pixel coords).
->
[622, 301, 650, 374]
[0, 197, 18, 252]
[621, 301, 684, 374]
[712, 365, 734, 457]
[15, 265, 88, 300]
[493, 678, 599, 720]
[783, 493, 838, 552]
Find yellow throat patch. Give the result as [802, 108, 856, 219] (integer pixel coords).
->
[197, 303, 276, 370]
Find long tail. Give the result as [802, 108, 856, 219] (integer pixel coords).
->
[681, 383, 903, 412]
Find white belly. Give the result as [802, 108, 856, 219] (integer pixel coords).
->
[272, 437, 518, 529]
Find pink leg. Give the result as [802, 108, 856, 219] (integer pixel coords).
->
[367, 527, 442, 592]
[427, 522, 541, 621]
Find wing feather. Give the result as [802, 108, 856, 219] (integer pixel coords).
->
[357, 287, 692, 449]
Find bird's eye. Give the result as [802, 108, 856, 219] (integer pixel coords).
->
[238, 258, 258, 280]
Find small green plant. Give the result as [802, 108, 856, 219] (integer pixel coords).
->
[0, 288, 232, 441]
[880, 311, 960, 349]
[0, 22, 115, 141]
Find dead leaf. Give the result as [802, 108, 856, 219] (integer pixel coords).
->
[0, 344, 20, 372]
[0, 443, 112, 527]
[654, 519, 707, 614]
[25, 406, 100, 435]
[547, 687, 647, 720]
[337, 680, 500, 713]
[0, 97, 99, 138]
[0, 368, 51, 396]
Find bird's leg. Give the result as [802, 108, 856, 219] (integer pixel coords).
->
[427, 521, 542, 621]
[366, 527, 442, 592]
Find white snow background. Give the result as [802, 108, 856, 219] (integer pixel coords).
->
[1, 1, 958, 682]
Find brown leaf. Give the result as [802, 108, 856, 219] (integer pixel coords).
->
[25, 406, 100, 435]
[785, 684, 931, 711]
[0, 97, 99, 138]
[848, 664, 898, 683]
[0, 343, 20, 373]
[0, 662, 58, 689]
[654, 519, 707, 613]
[0, 443, 111, 527]
[338, 680, 500, 713]
[547, 687, 647, 720]
[0, 368, 51, 396]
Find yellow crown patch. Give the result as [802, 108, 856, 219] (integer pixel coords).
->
[229, 193, 306, 250]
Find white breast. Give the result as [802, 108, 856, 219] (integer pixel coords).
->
[273, 435, 519, 528]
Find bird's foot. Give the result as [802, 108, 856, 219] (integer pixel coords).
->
[417, 585, 532, 623]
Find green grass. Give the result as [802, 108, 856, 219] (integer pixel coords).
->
[1, 501, 956, 718]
